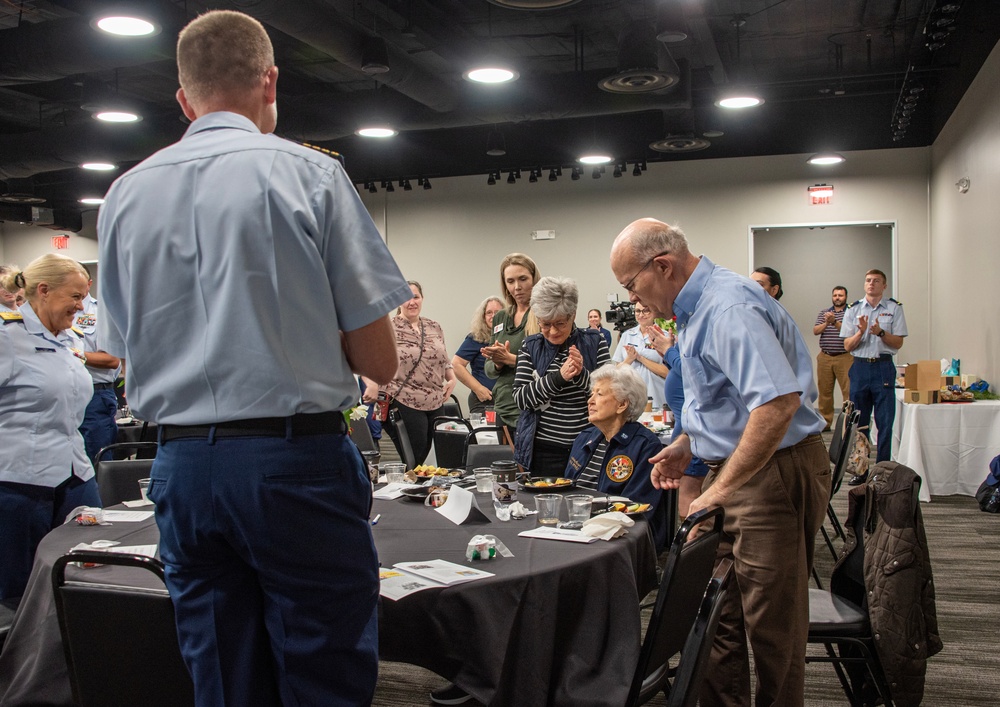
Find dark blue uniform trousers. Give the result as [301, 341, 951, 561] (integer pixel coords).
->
[848, 357, 896, 463]
[79, 387, 118, 462]
[0, 475, 101, 600]
[149, 431, 379, 706]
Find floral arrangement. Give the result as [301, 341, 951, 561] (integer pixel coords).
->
[343, 405, 370, 430]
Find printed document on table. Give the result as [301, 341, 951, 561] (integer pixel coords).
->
[102, 510, 155, 522]
[393, 559, 494, 586]
[518, 527, 599, 543]
[379, 568, 445, 601]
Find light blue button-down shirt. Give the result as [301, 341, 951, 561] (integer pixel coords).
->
[672, 257, 825, 461]
[840, 297, 907, 358]
[97, 111, 411, 425]
[0, 303, 94, 486]
[74, 295, 119, 384]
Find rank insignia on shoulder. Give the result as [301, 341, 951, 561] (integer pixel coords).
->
[888, 297, 902, 306]
[847, 299, 862, 308]
[70, 326, 85, 337]
[0, 311, 24, 323]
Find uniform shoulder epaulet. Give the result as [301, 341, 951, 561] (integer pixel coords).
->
[70, 326, 85, 337]
[847, 299, 862, 308]
[888, 297, 902, 306]
[0, 311, 24, 324]
[298, 141, 345, 166]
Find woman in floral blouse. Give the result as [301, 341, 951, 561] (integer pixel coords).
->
[376, 281, 456, 466]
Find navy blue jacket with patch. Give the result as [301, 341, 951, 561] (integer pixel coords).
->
[565, 421, 667, 549]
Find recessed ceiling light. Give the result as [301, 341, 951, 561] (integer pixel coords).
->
[356, 127, 398, 138]
[94, 15, 159, 36]
[578, 154, 614, 165]
[716, 93, 764, 109]
[80, 162, 117, 171]
[79, 197, 106, 205]
[807, 152, 846, 165]
[94, 110, 141, 123]
[464, 66, 519, 84]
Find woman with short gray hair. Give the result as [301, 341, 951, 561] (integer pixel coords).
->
[564, 364, 668, 548]
[512, 276, 610, 474]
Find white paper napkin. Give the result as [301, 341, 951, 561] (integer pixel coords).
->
[581, 512, 634, 540]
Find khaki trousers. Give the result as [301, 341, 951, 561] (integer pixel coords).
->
[816, 352, 852, 428]
[699, 435, 831, 707]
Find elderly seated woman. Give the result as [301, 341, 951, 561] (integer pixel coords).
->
[512, 276, 610, 475]
[564, 364, 668, 549]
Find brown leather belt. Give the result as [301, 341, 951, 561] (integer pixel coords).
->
[701, 434, 824, 471]
[160, 411, 347, 443]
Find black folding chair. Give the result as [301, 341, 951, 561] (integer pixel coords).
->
[625, 506, 726, 707]
[463, 427, 513, 470]
[51, 551, 194, 707]
[431, 417, 473, 469]
[666, 558, 735, 707]
[807, 490, 895, 707]
[387, 408, 418, 470]
[95, 440, 158, 464]
[821, 409, 860, 561]
[0, 596, 21, 653]
[349, 416, 377, 453]
[94, 442, 158, 506]
[441, 394, 463, 420]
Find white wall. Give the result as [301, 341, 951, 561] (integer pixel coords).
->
[930, 38, 1000, 386]
[360, 147, 933, 405]
[0, 211, 99, 266]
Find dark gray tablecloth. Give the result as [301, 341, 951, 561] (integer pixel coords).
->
[0, 491, 657, 707]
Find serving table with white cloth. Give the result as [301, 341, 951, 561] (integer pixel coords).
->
[888, 389, 1000, 502]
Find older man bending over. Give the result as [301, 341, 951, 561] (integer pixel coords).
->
[610, 218, 830, 707]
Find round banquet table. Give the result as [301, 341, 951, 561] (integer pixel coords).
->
[0, 487, 657, 707]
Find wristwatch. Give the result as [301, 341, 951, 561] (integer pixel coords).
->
[877, 330, 886, 338]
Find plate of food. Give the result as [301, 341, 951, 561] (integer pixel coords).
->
[410, 465, 464, 478]
[519, 477, 575, 491]
[592, 499, 652, 516]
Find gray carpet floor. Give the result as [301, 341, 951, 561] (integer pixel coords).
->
[371, 440, 1000, 705]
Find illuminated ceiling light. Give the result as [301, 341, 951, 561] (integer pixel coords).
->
[463, 62, 519, 84]
[807, 152, 846, 165]
[94, 110, 140, 122]
[79, 197, 106, 205]
[716, 91, 763, 109]
[92, 12, 159, 37]
[80, 162, 117, 171]
[356, 126, 397, 138]
[578, 153, 614, 165]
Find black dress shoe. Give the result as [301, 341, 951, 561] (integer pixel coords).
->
[848, 473, 868, 486]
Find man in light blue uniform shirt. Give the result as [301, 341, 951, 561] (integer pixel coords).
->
[611, 218, 830, 707]
[841, 268, 907, 479]
[97, 11, 410, 706]
[74, 268, 122, 463]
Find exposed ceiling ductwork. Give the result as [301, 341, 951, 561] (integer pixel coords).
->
[0, 0, 996, 225]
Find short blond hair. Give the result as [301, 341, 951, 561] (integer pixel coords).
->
[20, 254, 88, 299]
[177, 10, 274, 105]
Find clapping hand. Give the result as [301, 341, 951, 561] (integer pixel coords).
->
[857, 314, 869, 334]
[823, 311, 836, 326]
[481, 340, 514, 367]
[645, 324, 674, 356]
[622, 344, 638, 364]
[560, 345, 584, 380]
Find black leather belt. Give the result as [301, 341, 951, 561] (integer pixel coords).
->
[856, 354, 893, 363]
[820, 351, 848, 356]
[160, 411, 347, 443]
[93, 382, 116, 391]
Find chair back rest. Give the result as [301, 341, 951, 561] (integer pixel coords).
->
[465, 443, 515, 470]
[388, 408, 418, 470]
[828, 404, 848, 465]
[432, 417, 473, 468]
[667, 559, 735, 707]
[626, 506, 725, 707]
[349, 416, 377, 452]
[94, 441, 158, 464]
[830, 488, 868, 609]
[830, 410, 860, 496]
[95, 457, 155, 506]
[441, 394, 463, 420]
[51, 552, 194, 707]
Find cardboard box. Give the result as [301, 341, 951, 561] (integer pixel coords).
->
[941, 375, 960, 387]
[902, 389, 939, 405]
[904, 361, 941, 390]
